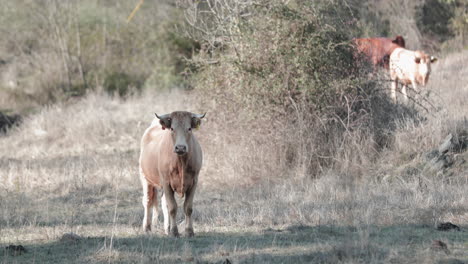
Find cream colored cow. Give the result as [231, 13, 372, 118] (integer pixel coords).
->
[389, 48, 437, 102]
[139, 111, 205, 237]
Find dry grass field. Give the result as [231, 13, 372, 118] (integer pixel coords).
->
[1, 45, 468, 263]
[1, 1, 468, 263]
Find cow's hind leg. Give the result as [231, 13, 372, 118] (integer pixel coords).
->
[141, 182, 155, 232]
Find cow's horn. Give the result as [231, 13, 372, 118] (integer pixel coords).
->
[155, 113, 170, 120]
[193, 113, 206, 119]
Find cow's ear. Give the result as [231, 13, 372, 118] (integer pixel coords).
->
[392, 36, 405, 47]
[191, 113, 206, 130]
[415, 57, 421, 64]
[430, 56, 438, 63]
[191, 118, 201, 130]
[160, 118, 171, 130]
[155, 113, 171, 130]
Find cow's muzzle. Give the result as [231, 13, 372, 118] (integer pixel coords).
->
[174, 145, 187, 155]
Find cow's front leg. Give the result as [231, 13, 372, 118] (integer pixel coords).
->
[161, 193, 169, 234]
[411, 80, 419, 93]
[411, 80, 419, 99]
[391, 80, 398, 103]
[401, 84, 408, 102]
[151, 187, 159, 230]
[184, 183, 197, 237]
[163, 186, 179, 237]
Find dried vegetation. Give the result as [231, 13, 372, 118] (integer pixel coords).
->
[0, 0, 467, 263]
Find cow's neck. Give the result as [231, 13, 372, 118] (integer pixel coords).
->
[173, 146, 194, 197]
[175, 154, 189, 168]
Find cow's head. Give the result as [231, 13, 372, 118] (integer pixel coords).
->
[155, 111, 206, 156]
[414, 51, 437, 86]
[392, 35, 405, 48]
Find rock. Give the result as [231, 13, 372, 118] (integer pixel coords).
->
[437, 222, 460, 231]
[425, 149, 440, 161]
[436, 258, 464, 264]
[440, 129, 468, 154]
[431, 240, 450, 255]
[453, 154, 466, 167]
[454, 130, 468, 152]
[5, 245, 27, 256]
[60, 232, 82, 243]
[439, 134, 454, 154]
[424, 132, 467, 172]
[427, 153, 452, 171]
[0, 112, 21, 133]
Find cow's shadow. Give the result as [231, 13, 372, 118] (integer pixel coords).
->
[2, 223, 467, 263]
[365, 78, 425, 149]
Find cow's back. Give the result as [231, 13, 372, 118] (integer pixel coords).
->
[389, 48, 415, 84]
[354, 37, 403, 68]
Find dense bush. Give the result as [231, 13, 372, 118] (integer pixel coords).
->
[185, 0, 409, 178]
[416, 0, 468, 50]
[416, 0, 455, 43]
[103, 72, 143, 97]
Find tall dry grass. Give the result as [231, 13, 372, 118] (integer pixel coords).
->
[1, 0, 464, 207]
[2, 48, 465, 223]
[0, 88, 198, 191]
[1, 50, 467, 262]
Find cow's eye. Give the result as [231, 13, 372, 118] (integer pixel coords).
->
[188, 128, 192, 132]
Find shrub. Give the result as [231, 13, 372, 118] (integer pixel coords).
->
[103, 72, 143, 97]
[416, 0, 455, 43]
[416, 0, 468, 50]
[0, 1, 199, 110]
[185, 0, 409, 179]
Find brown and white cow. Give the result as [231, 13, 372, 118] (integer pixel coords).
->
[389, 48, 437, 102]
[353, 36, 405, 69]
[139, 111, 205, 237]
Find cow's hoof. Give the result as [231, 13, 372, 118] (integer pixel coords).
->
[143, 225, 151, 232]
[185, 229, 195, 238]
[169, 228, 180, 238]
[170, 232, 180, 238]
